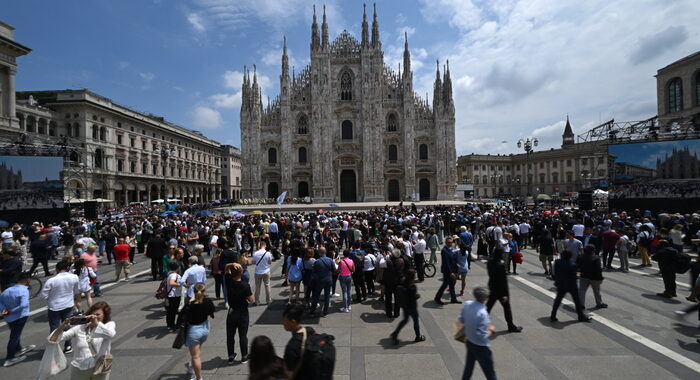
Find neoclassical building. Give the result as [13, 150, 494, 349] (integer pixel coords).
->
[240, 5, 457, 202]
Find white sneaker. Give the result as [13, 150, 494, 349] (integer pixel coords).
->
[675, 310, 687, 319]
[18, 345, 35, 356]
[333, 293, 340, 297]
[347, 306, 352, 312]
[339, 307, 347, 312]
[185, 362, 194, 375]
[3, 355, 27, 367]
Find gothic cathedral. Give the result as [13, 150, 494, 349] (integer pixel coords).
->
[240, 4, 457, 202]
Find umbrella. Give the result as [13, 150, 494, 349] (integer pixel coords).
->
[536, 194, 552, 201]
[151, 199, 165, 204]
[160, 211, 176, 217]
[329, 203, 340, 208]
[0, 220, 10, 228]
[543, 210, 552, 215]
[318, 209, 325, 213]
[234, 212, 246, 218]
[251, 210, 263, 215]
[196, 210, 214, 217]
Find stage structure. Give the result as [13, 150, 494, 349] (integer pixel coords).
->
[576, 114, 700, 145]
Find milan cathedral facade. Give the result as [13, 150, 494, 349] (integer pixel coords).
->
[240, 5, 457, 202]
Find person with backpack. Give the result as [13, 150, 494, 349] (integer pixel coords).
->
[636, 225, 653, 267]
[283, 303, 335, 380]
[350, 242, 366, 302]
[653, 240, 680, 298]
[389, 270, 426, 345]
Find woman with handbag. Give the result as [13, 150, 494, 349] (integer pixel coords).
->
[47, 301, 115, 379]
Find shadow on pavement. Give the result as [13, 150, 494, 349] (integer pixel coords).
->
[641, 293, 682, 304]
[676, 338, 700, 354]
[421, 300, 444, 309]
[253, 299, 289, 325]
[201, 356, 227, 370]
[536, 316, 578, 330]
[671, 322, 700, 338]
[359, 312, 391, 323]
[136, 325, 171, 340]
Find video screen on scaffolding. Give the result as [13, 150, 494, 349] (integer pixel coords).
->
[608, 139, 700, 199]
[0, 156, 64, 210]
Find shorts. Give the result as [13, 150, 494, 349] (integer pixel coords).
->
[539, 253, 553, 262]
[185, 320, 210, 347]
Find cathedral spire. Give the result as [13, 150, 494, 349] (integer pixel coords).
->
[371, 3, 380, 48]
[311, 5, 320, 51]
[321, 5, 329, 48]
[361, 3, 369, 47]
[433, 59, 442, 109]
[281, 36, 289, 78]
[403, 31, 411, 75]
[443, 59, 452, 105]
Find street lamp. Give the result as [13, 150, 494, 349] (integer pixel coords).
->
[154, 144, 176, 201]
[517, 138, 538, 196]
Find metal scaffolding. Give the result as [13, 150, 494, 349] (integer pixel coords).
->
[576, 114, 700, 144]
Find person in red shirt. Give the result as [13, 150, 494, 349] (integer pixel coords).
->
[113, 238, 132, 281]
[601, 227, 621, 270]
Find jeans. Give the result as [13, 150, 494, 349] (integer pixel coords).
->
[392, 308, 420, 339]
[384, 284, 400, 317]
[601, 249, 615, 268]
[352, 273, 366, 301]
[166, 296, 181, 328]
[92, 280, 102, 296]
[339, 275, 352, 309]
[463, 340, 497, 380]
[226, 309, 249, 358]
[551, 287, 585, 319]
[578, 278, 603, 308]
[6, 316, 28, 360]
[435, 274, 457, 302]
[618, 249, 629, 271]
[98, 240, 106, 256]
[48, 307, 73, 350]
[363, 270, 375, 294]
[312, 279, 332, 315]
[254, 272, 271, 304]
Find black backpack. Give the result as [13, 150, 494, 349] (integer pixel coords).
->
[297, 329, 336, 380]
[674, 252, 692, 274]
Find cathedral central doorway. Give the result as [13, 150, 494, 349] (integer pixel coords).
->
[419, 178, 430, 200]
[387, 179, 400, 201]
[339, 170, 357, 202]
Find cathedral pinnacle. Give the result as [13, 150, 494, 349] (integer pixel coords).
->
[311, 4, 320, 51]
[403, 31, 411, 75]
[371, 3, 380, 48]
[281, 36, 289, 78]
[321, 4, 329, 48]
[361, 3, 369, 47]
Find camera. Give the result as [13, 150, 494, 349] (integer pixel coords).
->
[70, 317, 91, 325]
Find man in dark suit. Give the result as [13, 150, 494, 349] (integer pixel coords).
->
[486, 247, 523, 332]
[28, 233, 51, 277]
[582, 227, 601, 255]
[146, 231, 167, 281]
[434, 237, 459, 305]
[551, 249, 591, 322]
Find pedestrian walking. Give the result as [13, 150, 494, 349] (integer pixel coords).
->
[434, 237, 459, 305]
[41, 260, 80, 353]
[458, 286, 497, 380]
[146, 231, 167, 281]
[28, 233, 51, 277]
[486, 247, 522, 333]
[251, 241, 272, 305]
[550, 250, 591, 322]
[0, 272, 35, 367]
[310, 247, 335, 317]
[336, 249, 355, 312]
[184, 283, 215, 380]
[653, 240, 679, 298]
[73, 258, 96, 314]
[224, 263, 253, 364]
[389, 270, 425, 344]
[113, 238, 131, 281]
[577, 245, 607, 309]
[165, 261, 182, 331]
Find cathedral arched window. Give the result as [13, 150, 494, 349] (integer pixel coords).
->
[388, 145, 398, 161]
[341, 120, 353, 140]
[387, 113, 398, 132]
[340, 71, 352, 101]
[298, 147, 307, 163]
[297, 115, 308, 134]
[268, 148, 277, 164]
[668, 77, 683, 113]
[419, 144, 428, 160]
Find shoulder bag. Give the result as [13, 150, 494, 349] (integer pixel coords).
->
[87, 328, 113, 375]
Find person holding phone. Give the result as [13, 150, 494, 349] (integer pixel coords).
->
[48, 301, 116, 379]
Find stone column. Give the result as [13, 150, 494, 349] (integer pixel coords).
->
[8, 68, 16, 121]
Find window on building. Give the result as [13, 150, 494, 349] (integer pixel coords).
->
[171, 167, 175, 176]
[179, 168, 182, 177]
[130, 137, 135, 147]
[516, 164, 520, 171]
[388, 145, 398, 161]
[142, 141, 147, 150]
[506, 175, 511, 184]
[142, 163, 147, 174]
[387, 113, 398, 132]
[152, 164, 157, 174]
[474, 175, 479, 184]
[482, 165, 486, 171]
[94, 149, 103, 168]
[92, 124, 99, 139]
[540, 173, 546, 184]
[499, 176, 504, 184]
[539, 162, 544, 169]
[99, 127, 106, 141]
[598, 169, 605, 177]
[117, 160, 124, 172]
[297, 115, 308, 134]
[668, 77, 683, 113]
[73, 123, 80, 137]
[527, 163, 532, 169]
[340, 71, 352, 100]
[552, 161, 557, 168]
[268, 148, 277, 164]
[482, 175, 487, 184]
[552, 173, 559, 183]
[474, 165, 479, 171]
[581, 158, 587, 165]
[566, 172, 573, 182]
[298, 147, 307, 163]
[341, 120, 353, 139]
[130, 161, 136, 173]
[117, 135, 123, 145]
[566, 159, 572, 167]
[419, 144, 428, 160]
[49, 123, 56, 136]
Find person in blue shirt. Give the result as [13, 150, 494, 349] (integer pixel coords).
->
[459, 286, 496, 380]
[434, 237, 459, 305]
[310, 247, 336, 317]
[0, 271, 34, 367]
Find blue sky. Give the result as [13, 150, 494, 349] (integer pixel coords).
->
[0, 156, 63, 182]
[609, 139, 700, 170]
[5, 0, 700, 155]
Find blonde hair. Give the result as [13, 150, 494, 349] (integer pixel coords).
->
[193, 282, 207, 304]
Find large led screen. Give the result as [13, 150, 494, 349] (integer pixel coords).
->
[608, 139, 700, 199]
[0, 156, 64, 210]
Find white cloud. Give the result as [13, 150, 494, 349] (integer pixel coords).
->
[187, 12, 206, 32]
[210, 92, 242, 108]
[191, 106, 223, 129]
[139, 72, 155, 81]
[223, 70, 244, 89]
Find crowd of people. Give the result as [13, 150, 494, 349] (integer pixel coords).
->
[0, 202, 699, 379]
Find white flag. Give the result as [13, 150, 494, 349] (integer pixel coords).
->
[276, 191, 287, 208]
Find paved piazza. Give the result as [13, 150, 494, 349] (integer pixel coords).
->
[2, 244, 698, 379]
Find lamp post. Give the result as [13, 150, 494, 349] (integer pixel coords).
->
[155, 144, 176, 201]
[517, 138, 538, 196]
